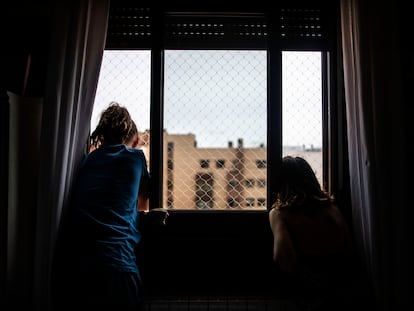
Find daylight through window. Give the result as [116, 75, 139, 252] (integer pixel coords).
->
[92, 50, 323, 210]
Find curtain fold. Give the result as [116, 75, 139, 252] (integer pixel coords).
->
[33, 0, 109, 309]
[6, 92, 43, 306]
[340, 0, 410, 309]
[340, 0, 378, 290]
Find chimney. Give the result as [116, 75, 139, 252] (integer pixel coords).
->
[238, 138, 243, 148]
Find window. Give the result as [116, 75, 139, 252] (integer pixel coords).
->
[93, 3, 337, 211]
[227, 199, 239, 208]
[246, 198, 255, 207]
[195, 173, 214, 209]
[245, 179, 255, 188]
[257, 179, 266, 188]
[227, 180, 239, 189]
[256, 160, 267, 169]
[216, 160, 225, 169]
[200, 160, 210, 169]
[92, 2, 341, 301]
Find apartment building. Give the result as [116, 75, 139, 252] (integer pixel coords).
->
[139, 131, 321, 210]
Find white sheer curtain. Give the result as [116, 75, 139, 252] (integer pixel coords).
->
[340, 0, 410, 310]
[33, 0, 109, 308]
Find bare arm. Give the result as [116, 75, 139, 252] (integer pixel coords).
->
[137, 193, 149, 212]
[137, 168, 150, 212]
[269, 208, 297, 273]
[137, 174, 169, 225]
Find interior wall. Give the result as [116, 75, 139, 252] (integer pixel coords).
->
[2, 1, 52, 307]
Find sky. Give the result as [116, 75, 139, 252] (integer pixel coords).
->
[92, 50, 322, 149]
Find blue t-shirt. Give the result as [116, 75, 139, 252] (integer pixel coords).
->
[70, 143, 150, 273]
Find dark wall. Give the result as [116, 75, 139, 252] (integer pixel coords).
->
[138, 210, 277, 298]
[3, 1, 52, 97]
[1, 1, 53, 306]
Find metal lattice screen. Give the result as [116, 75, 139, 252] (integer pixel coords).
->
[282, 51, 322, 182]
[163, 50, 267, 210]
[92, 50, 322, 210]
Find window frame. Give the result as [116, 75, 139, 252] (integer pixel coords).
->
[104, 2, 341, 213]
[107, 1, 345, 300]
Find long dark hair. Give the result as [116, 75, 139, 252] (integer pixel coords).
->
[273, 156, 332, 211]
[90, 102, 137, 149]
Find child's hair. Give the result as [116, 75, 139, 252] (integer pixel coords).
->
[90, 102, 137, 149]
[272, 156, 332, 211]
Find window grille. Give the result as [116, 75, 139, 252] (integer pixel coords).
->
[216, 159, 225, 168]
[200, 160, 210, 169]
[245, 179, 255, 188]
[93, 1, 336, 211]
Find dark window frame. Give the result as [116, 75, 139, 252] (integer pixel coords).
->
[107, 0, 345, 300]
[105, 2, 340, 213]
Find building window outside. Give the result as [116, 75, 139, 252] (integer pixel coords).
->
[256, 160, 267, 169]
[246, 197, 255, 207]
[227, 199, 238, 208]
[168, 142, 174, 151]
[168, 159, 173, 170]
[228, 180, 239, 189]
[216, 159, 225, 168]
[257, 179, 266, 188]
[200, 159, 210, 169]
[93, 29, 325, 211]
[195, 173, 214, 209]
[245, 179, 255, 188]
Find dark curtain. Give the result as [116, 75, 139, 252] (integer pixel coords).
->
[340, 0, 411, 309]
[32, 0, 109, 309]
